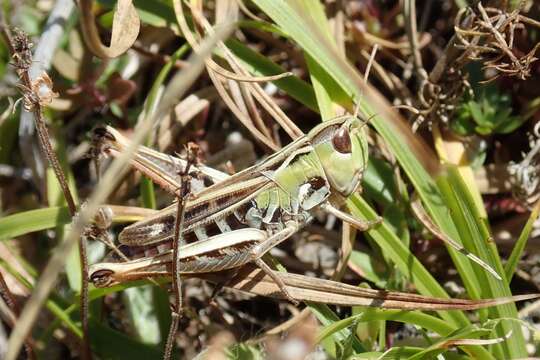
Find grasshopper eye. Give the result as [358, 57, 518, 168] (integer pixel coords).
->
[90, 269, 114, 287]
[332, 127, 352, 154]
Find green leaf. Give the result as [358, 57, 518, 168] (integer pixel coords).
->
[438, 167, 526, 358]
[493, 115, 528, 134]
[89, 320, 163, 359]
[349, 251, 387, 288]
[0, 207, 71, 241]
[0, 257, 83, 338]
[226, 343, 264, 360]
[308, 302, 365, 356]
[505, 201, 540, 281]
[123, 286, 162, 345]
[348, 347, 425, 360]
[317, 308, 495, 359]
[0, 109, 19, 163]
[317, 310, 454, 344]
[407, 326, 494, 360]
[468, 101, 486, 126]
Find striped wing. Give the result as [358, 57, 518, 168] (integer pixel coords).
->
[101, 126, 313, 248]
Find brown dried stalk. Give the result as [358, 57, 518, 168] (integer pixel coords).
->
[0, 22, 91, 360]
[163, 143, 199, 360]
[0, 272, 34, 359]
[455, 3, 540, 82]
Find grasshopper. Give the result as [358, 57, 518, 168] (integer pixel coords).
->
[89, 114, 499, 302]
[89, 116, 379, 299]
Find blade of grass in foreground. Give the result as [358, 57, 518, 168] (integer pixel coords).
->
[317, 310, 495, 359]
[505, 199, 540, 282]
[0, 207, 71, 241]
[438, 167, 526, 358]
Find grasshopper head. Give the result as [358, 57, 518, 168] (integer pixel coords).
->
[312, 117, 368, 197]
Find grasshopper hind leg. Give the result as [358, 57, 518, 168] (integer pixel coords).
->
[247, 221, 301, 305]
[254, 258, 299, 305]
[209, 268, 241, 304]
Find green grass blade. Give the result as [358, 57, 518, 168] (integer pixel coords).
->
[317, 310, 455, 343]
[89, 320, 163, 359]
[0, 207, 71, 241]
[438, 167, 526, 357]
[0, 258, 82, 338]
[347, 195, 468, 327]
[505, 200, 540, 281]
[308, 302, 365, 356]
[318, 309, 495, 359]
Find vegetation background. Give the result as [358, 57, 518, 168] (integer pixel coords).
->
[1, 0, 540, 359]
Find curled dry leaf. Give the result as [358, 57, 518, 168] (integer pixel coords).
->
[79, 0, 140, 59]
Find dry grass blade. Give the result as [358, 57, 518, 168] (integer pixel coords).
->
[174, 1, 304, 147]
[440, 332, 511, 347]
[207, 60, 293, 82]
[79, 0, 140, 58]
[4, 26, 234, 360]
[0, 272, 34, 359]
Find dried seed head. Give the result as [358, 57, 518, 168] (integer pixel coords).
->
[508, 123, 540, 208]
[11, 28, 33, 74]
[31, 72, 59, 107]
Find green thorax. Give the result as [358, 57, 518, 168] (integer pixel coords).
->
[254, 149, 329, 219]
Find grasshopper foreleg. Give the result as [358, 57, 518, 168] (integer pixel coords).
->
[323, 203, 382, 231]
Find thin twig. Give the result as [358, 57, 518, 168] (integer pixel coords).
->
[1, 19, 92, 360]
[403, 0, 428, 85]
[163, 144, 198, 360]
[0, 271, 34, 359]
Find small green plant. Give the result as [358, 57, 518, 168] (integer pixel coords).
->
[452, 87, 526, 136]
